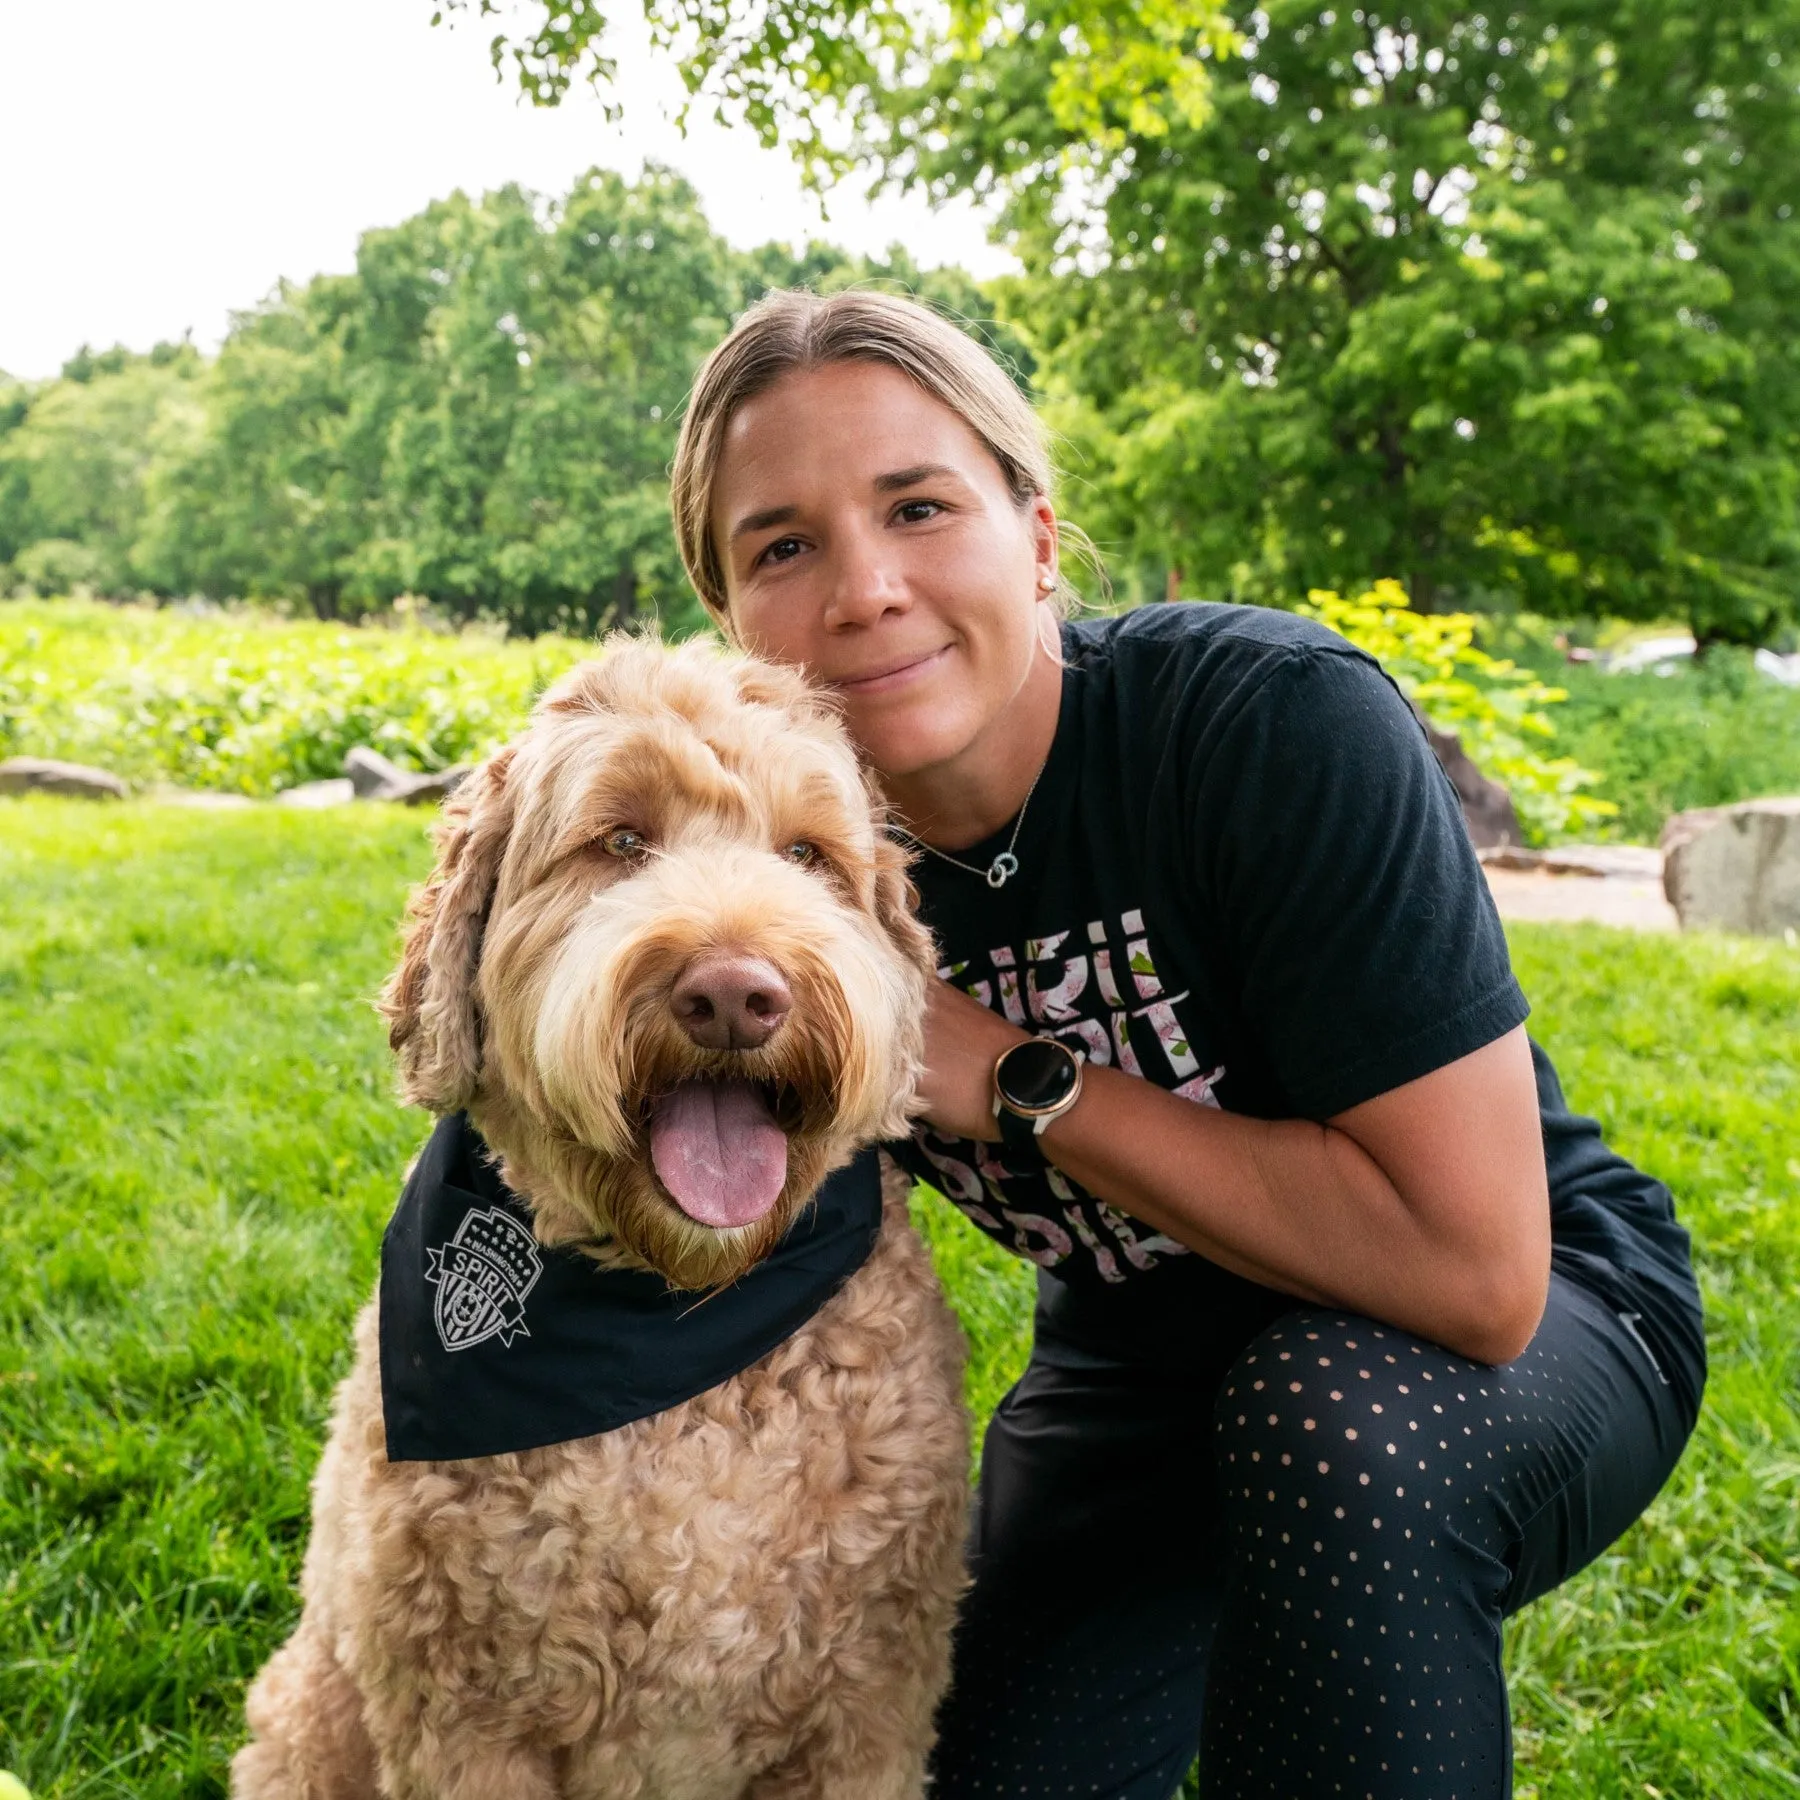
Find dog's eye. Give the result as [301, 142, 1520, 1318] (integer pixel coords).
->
[782, 841, 819, 866]
[602, 828, 649, 859]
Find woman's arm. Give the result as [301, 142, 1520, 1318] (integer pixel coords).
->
[918, 978, 1552, 1365]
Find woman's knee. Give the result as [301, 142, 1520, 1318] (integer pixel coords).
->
[1213, 1310, 1496, 1535]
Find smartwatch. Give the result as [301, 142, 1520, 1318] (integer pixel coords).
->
[992, 1037, 1086, 1157]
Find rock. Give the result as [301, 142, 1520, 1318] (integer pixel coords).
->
[342, 746, 472, 805]
[1661, 797, 1800, 935]
[0, 756, 127, 800]
[277, 778, 355, 808]
[392, 763, 472, 805]
[1418, 719, 1523, 850]
[344, 745, 410, 798]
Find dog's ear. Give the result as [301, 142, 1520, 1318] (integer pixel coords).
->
[731, 655, 840, 730]
[871, 831, 938, 978]
[379, 747, 518, 1112]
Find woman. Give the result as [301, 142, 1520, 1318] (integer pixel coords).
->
[668, 289, 1704, 1799]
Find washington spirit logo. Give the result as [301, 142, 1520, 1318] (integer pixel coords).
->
[425, 1207, 544, 1353]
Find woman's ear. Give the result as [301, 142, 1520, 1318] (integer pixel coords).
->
[379, 746, 518, 1112]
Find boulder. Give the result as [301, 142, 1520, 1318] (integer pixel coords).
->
[277, 778, 356, 808]
[344, 745, 410, 798]
[343, 746, 473, 805]
[390, 764, 473, 806]
[0, 756, 126, 800]
[1418, 719, 1523, 850]
[1661, 797, 1800, 936]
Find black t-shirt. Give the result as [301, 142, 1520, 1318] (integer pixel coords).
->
[887, 604, 1704, 1415]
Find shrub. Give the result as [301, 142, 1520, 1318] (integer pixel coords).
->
[1484, 619, 1800, 841]
[0, 597, 594, 796]
[9, 539, 113, 598]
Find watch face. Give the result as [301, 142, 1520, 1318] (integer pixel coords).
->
[998, 1039, 1080, 1114]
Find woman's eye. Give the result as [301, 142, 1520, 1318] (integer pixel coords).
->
[783, 841, 819, 866]
[895, 499, 943, 525]
[602, 828, 648, 858]
[758, 536, 806, 567]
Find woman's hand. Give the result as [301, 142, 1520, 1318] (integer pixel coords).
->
[912, 976, 1030, 1143]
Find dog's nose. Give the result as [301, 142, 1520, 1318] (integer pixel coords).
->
[670, 953, 793, 1051]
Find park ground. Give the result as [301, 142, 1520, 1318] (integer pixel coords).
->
[0, 797, 1795, 1798]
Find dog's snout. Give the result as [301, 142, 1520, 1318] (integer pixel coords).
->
[671, 953, 793, 1051]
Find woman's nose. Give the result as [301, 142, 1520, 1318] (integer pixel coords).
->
[822, 529, 910, 629]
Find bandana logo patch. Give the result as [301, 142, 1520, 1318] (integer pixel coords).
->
[425, 1207, 544, 1353]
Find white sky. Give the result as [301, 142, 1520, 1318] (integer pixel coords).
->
[0, 0, 1012, 381]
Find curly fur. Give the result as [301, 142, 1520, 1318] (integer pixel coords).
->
[234, 636, 969, 1799]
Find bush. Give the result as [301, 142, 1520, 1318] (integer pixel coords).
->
[8, 539, 113, 598]
[0, 597, 596, 796]
[1486, 620, 1800, 841]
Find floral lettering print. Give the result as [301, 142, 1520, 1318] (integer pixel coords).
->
[910, 908, 1223, 1281]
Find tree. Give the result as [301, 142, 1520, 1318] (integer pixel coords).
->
[46, 166, 1007, 634]
[0, 344, 202, 594]
[996, 2, 1800, 644]
[466, 0, 1800, 643]
[137, 169, 755, 631]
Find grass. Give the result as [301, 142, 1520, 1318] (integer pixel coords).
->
[0, 798, 1795, 1798]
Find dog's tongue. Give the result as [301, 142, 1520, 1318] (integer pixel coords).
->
[649, 1080, 789, 1229]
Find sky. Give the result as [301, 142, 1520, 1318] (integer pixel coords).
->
[0, 0, 1011, 381]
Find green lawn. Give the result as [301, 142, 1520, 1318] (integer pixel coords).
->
[0, 798, 1795, 1798]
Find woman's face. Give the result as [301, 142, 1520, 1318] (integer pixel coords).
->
[711, 360, 1058, 782]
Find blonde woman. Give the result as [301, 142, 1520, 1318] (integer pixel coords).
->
[670, 290, 1702, 1799]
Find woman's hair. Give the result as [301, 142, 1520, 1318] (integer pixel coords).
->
[670, 287, 1096, 630]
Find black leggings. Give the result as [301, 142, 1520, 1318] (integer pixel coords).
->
[929, 1271, 1697, 1799]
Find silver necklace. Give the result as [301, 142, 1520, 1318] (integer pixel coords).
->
[893, 765, 1044, 889]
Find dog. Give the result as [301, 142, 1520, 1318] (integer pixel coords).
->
[232, 638, 970, 1800]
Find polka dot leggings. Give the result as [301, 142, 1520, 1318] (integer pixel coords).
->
[928, 1271, 1696, 1799]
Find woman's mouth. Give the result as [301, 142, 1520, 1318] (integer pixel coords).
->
[830, 645, 952, 697]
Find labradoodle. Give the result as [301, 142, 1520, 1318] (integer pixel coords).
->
[232, 639, 970, 1800]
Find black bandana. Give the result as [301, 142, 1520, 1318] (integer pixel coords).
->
[379, 1112, 883, 1462]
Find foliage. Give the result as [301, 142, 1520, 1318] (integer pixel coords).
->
[0, 800, 1795, 1794]
[1486, 621, 1800, 841]
[0, 598, 592, 797]
[19, 592, 1800, 847]
[0, 171, 1012, 637]
[134, 168, 754, 635]
[475, 0, 1800, 645]
[995, 5, 1800, 647]
[1303, 579, 1615, 841]
[431, 0, 1236, 160]
[0, 344, 204, 594]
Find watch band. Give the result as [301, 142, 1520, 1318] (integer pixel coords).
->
[995, 1102, 1049, 1160]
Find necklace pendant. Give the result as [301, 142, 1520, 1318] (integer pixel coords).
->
[987, 852, 1019, 889]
